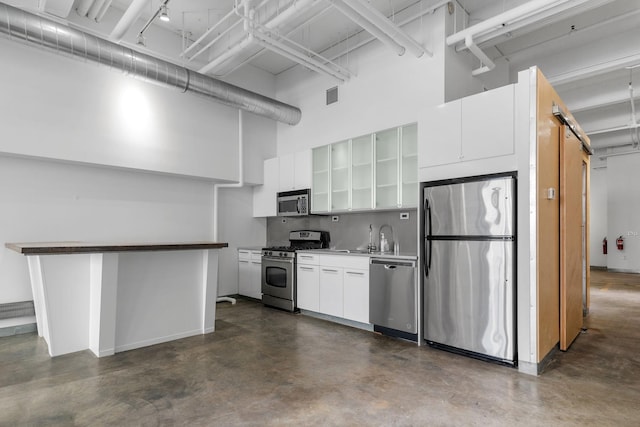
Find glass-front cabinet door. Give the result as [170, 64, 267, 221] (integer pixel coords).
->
[312, 146, 330, 213]
[351, 134, 373, 210]
[401, 123, 418, 207]
[375, 128, 399, 209]
[331, 140, 350, 211]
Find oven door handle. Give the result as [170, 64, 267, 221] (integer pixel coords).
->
[262, 256, 294, 264]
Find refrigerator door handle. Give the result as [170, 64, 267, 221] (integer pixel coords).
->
[424, 198, 432, 277]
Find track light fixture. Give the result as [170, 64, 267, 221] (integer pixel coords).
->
[136, 0, 171, 46]
[159, 4, 170, 22]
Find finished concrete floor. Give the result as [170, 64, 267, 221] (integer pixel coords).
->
[1, 269, 639, 426]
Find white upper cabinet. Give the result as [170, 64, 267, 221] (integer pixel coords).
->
[375, 128, 399, 209]
[418, 100, 462, 168]
[310, 123, 418, 213]
[331, 141, 350, 211]
[419, 85, 515, 169]
[252, 157, 279, 217]
[351, 135, 373, 211]
[401, 124, 418, 208]
[312, 145, 330, 213]
[279, 150, 312, 192]
[460, 85, 514, 161]
[294, 150, 312, 190]
[279, 153, 294, 191]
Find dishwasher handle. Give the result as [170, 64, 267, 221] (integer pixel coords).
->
[370, 258, 416, 268]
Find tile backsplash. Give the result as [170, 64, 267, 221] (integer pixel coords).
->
[267, 210, 418, 254]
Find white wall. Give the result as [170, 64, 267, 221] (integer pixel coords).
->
[0, 155, 215, 303]
[589, 166, 608, 267]
[275, 9, 447, 155]
[0, 37, 276, 183]
[217, 187, 267, 296]
[606, 153, 640, 272]
[0, 36, 277, 306]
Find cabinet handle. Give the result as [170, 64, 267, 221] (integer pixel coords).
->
[299, 266, 314, 271]
[251, 261, 261, 265]
[322, 268, 339, 273]
[299, 255, 314, 259]
[346, 271, 365, 276]
[239, 260, 249, 263]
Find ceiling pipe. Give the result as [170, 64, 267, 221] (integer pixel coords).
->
[465, 35, 495, 76]
[76, 0, 95, 16]
[263, 0, 319, 29]
[199, 33, 255, 74]
[330, 0, 405, 56]
[94, 0, 112, 22]
[447, 0, 574, 47]
[0, 2, 301, 125]
[346, 0, 428, 57]
[110, 0, 151, 42]
[199, 0, 350, 81]
[221, 2, 334, 77]
[453, 0, 610, 50]
[549, 53, 640, 86]
[87, 0, 106, 21]
[253, 31, 349, 82]
[320, 0, 449, 67]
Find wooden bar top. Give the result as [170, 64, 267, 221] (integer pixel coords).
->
[5, 241, 229, 255]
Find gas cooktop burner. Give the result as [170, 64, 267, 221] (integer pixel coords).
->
[263, 246, 295, 251]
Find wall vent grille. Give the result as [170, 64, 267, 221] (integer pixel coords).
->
[326, 86, 338, 105]
[0, 301, 35, 320]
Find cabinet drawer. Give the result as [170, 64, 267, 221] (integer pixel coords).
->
[297, 252, 320, 265]
[238, 249, 251, 261]
[319, 254, 370, 270]
[250, 251, 262, 262]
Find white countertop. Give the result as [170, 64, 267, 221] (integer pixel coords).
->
[297, 249, 418, 261]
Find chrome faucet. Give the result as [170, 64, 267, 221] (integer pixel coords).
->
[367, 224, 377, 253]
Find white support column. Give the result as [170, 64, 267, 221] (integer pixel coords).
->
[89, 253, 119, 357]
[201, 250, 219, 334]
[26, 256, 48, 340]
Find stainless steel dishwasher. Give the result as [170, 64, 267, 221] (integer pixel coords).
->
[369, 258, 418, 341]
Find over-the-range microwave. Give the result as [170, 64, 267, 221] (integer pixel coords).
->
[277, 189, 310, 216]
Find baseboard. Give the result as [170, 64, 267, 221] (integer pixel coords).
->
[114, 328, 204, 353]
[0, 316, 37, 337]
[590, 265, 607, 271]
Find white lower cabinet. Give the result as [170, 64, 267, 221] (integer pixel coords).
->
[298, 253, 370, 324]
[343, 268, 369, 323]
[238, 249, 262, 299]
[319, 266, 344, 317]
[297, 264, 320, 311]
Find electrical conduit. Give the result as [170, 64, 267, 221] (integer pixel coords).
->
[213, 109, 245, 304]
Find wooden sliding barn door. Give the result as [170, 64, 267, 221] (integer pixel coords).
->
[559, 126, 586, 350]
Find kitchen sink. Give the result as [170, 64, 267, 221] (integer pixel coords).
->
[327, 249, 379, 254]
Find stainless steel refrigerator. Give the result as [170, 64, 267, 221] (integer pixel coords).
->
[423, 173, 516, 365]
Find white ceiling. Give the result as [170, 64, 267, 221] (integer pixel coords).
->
[9, 0, 640, 155]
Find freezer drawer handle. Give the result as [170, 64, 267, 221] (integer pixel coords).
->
[384, 265, 397, 270]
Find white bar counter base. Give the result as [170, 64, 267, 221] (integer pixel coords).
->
[5, 241, 228, 358]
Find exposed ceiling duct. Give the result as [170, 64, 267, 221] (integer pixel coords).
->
[0, 1, 301, 125]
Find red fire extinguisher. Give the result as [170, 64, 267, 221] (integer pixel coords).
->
[616, 236, 624, 251]
[603, 237, 607, 254]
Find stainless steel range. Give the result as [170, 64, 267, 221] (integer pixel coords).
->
[262, 230, 329, 312]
